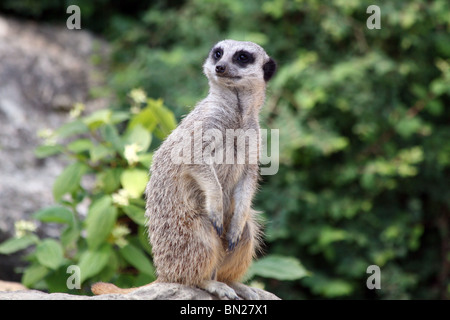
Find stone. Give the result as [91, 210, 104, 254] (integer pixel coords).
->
[0, 282, 280, 300]
[0, 14, 109, 281]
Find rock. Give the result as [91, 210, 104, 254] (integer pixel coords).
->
[0, 282, 280, 300]
[0, 15, 109, 281]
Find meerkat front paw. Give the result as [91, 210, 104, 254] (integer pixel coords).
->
[226, 228, 242, 251]
[209, 211, 223, 237]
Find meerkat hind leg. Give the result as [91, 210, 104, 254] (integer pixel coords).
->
[228, 281, 259, 300]
[197, 280, 240, 300]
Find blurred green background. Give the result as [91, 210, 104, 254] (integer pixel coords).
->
[0, 0, 449, 299]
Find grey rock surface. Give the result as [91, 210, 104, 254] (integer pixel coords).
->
[0, 282, 280, 300]
[0, 15, 109, 280]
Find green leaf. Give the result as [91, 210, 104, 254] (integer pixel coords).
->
[55, 120, 89, 139]
[120, 169, 149, 198]
[0, 234, 39, 255]
[426, 99, 444, 116]
[318, 228, 348, 247]
[133, 272, 156, 286]
[110, 111, 130, 124]
[149, 100, 177, 136]
[34, 144, 64, 158]
[53, 162, 89, 201]
[89, 144, 114, 162]
[360, 172, 376, 190]
[45, 266, 73, 293]
[83, 109, 112, 129]
[138, 225, 152, 255]
[247, 255, 309, 281]
[129, 106, 158, 132]
[33, 206, 73, 224]
[22, 264, 49, 287]
[78, 244, 112, 282]
[119, 243, 155, 276]
[138, 153, 153, 167]
[124, 124, 152, 152]
[96, 249, 120, 281]
[97, 168, 123, 194]
[86, 195, 118, 250]
[36, 239, 64, 270]
[395, 117, 422, 138]
[319, 279, 354, 298]
[122, 205, 146, 225]
[67, 139, 93, 153]
[101, 124, 124, 153]
[61, 222, 80, 248]
[430, 78, 449, 96]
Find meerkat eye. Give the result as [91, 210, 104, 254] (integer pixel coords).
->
[233, 50, 254, 67]
[213, 49, 223, 60]
[238, 53, 249, 62]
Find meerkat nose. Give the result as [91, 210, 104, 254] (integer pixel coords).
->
[215, 65, 226, 74]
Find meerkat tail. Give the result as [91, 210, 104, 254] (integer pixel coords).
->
[91, 282, 155, 295]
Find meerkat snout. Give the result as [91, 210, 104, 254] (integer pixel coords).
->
[215, 64, 227, 74]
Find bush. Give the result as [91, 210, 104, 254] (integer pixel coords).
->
[255, 0, 450, 299]
[0, 93, 175, 292]
[0, 0, 449, 299]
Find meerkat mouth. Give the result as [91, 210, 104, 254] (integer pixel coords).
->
[216, 74, 242, 80]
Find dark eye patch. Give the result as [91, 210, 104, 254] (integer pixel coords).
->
[233, 50, 255, 67]
[211, 47, 223, 62]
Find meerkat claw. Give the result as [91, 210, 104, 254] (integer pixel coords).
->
[210, 219, 223, 237]
[227, 238, 239, 251]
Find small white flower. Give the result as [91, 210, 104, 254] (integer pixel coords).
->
[69, 102, 85, 119]
[124, 143, 143, 166]
[130, 106, 141, 114]
[37, 128, 57, 146]
[112, 189, 131, 206]
[37, 128, 54, 139]
[128, 88, 147, 105]
[112, 224, 131, 248]
[248, 280, 265, 290]
[14, 220, 37, 238]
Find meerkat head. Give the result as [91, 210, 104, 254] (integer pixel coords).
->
[203, 39, 277, 89]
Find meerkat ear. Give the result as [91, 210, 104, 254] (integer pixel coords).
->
[263, 58, 277, 82]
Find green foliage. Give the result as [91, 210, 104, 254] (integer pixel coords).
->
[0, 96, 175, 292]
[256, 0, 450, 299]
[0, 0, 449, 299]
[246, 255, 310, 281]
[0, 235, 39, 255]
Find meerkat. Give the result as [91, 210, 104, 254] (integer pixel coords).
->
[92, 39, 276, 299]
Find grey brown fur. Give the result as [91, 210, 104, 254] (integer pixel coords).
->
[92, 40, 276, 299]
